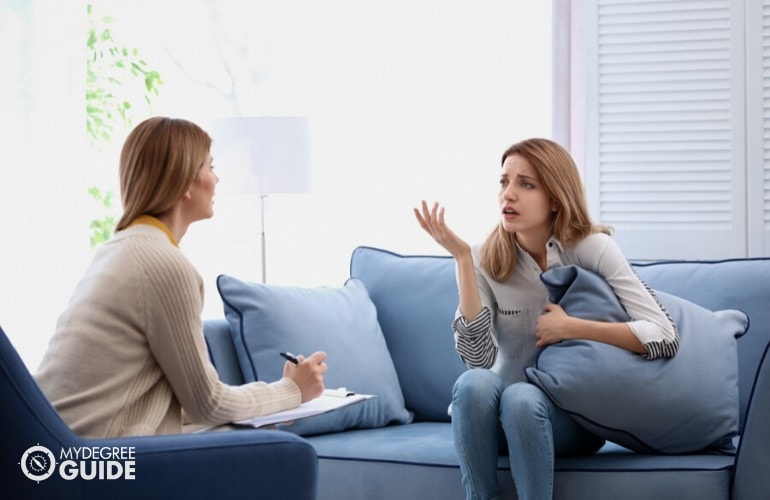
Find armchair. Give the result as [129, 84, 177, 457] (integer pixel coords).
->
[0, 326, 318, 499]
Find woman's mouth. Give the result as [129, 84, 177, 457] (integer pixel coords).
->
[502, 207, 519, 219]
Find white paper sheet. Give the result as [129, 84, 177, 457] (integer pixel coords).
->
[235, 389, 375, 428]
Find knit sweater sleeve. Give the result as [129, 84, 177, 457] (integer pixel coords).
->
[134, 239, 302, 426]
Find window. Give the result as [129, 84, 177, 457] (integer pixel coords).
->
[579, 0, 767, 259]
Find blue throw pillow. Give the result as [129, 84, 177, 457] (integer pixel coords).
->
[217, 275, 412, 436]
[525, 265, 747, 454]
[349, 246, 468, 421]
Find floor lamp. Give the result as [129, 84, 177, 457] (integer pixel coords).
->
[208, 116, 310, 283]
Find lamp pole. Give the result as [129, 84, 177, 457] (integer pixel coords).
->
[260, 194, 267, 284]
[207, 116, 309, 285]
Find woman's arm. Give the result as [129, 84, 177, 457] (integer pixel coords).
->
[415, 201, 498, 368]
[142, 244, 307, 425]
[536, 303, 646, 354]
[414, 201, 482, 321]
[540, 233, 679, 359]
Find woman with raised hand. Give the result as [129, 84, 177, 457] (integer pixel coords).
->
[415, 138, 678, 500]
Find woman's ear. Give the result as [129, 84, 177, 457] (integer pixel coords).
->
[182, 189, 192, 201]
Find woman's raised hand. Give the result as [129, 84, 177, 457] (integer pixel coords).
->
[415, 201, 482, 321]
[414, 201, 471, 259]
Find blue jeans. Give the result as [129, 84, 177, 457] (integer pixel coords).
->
[452, 369, 604, 500]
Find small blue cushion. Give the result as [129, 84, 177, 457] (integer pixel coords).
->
[217, 275, 412, 436]
[525, 265, 747, 454]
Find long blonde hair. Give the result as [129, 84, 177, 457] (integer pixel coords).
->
[480, 138, 612, 281]
[115, 117, 211, 231]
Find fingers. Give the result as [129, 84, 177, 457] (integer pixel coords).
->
[305, 351, 327, 365]
[542, 303, 564, 315]
[414, 201, 444, 229]
[288, 351, 328, 403]
[414, 207, 429, 231]
[285, 352, 327, 375]
[429, 201, 446, 230]
[301, 352, 328, 380]
[415, 201, 439, 237]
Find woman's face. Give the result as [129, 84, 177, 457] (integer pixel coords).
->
[187, 153, 219, 222]
[498, 153, 554, 241]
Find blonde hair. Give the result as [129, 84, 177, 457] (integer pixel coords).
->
[480, 138, 612, 281]
[116, 117, 211, 231]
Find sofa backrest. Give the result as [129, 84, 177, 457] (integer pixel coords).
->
[350, 247, 770, 431]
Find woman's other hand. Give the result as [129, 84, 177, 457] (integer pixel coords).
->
[536, 303, 574, 347]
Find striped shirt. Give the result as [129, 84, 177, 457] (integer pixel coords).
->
[453, 233, 679, 387]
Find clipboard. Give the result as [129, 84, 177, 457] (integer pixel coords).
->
[235, 388, 375, 428]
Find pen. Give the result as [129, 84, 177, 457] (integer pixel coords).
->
[280, 351, 300, 365]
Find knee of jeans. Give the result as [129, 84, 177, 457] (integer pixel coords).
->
[452, 369, 504, 403]
[500, 382, 551, 421]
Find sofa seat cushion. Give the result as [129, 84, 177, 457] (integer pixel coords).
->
[305, 422, 734, 500]
[305, 422, 734, 471]
[217, 275, 412, 436]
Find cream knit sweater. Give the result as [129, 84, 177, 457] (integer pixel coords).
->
[35, 221, 300, 438]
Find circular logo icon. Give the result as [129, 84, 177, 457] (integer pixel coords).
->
[20, 445, 56, 482]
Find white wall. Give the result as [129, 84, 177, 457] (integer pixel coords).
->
[1, 0, 552, 369]
[0, 1, 92, 371]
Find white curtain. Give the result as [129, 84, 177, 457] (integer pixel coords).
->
[551, 0, 586, 177]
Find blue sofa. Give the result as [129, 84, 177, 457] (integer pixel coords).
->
[204, 246, 770, 500]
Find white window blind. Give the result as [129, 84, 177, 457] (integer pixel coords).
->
[585, 0, 747, 259]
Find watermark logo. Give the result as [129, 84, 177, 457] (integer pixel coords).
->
[19, 444, 136, 482]
[20, 445, 56, 483]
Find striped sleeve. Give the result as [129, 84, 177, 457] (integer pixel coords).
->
[644, 336, 680, 359]
[452, 307, 497, 369]
[635, 283, 680, 360]
[578, 233, 680, 361]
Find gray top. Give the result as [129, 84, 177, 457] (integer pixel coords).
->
[453, 232, 679, 386]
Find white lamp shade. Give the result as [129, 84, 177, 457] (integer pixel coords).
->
[207, 116, 310, 195]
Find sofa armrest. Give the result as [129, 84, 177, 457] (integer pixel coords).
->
[204, 318, 246, 385]
[105, 429, 317, 499]
[732, 341, 770, 500]
[12, 429, 318, 500]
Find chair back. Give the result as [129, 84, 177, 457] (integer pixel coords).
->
[0, 326, 85, 491]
